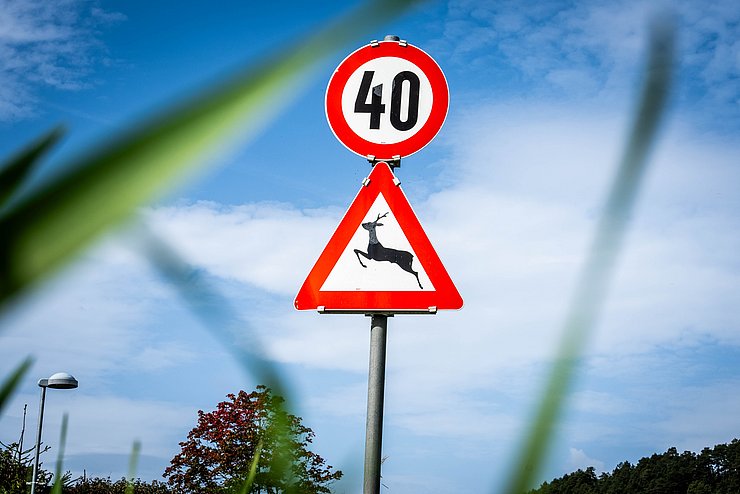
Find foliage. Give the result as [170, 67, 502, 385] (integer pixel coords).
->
[1, 438, 171, 493]
[65, 476, 173, 494]
[0, 442, 31, 494]
[0, 441, 51, 494]
[528, 439, 740, 494]
[164, 386, 342, 493]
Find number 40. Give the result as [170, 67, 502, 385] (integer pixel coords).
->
[354, 70, 420, 131]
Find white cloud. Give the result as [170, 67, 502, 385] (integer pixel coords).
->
[0, 239, 176, 378]
[440, 0, 740, 124]
[567, 447, 605, 473]
[441, 101, 740, 356]
[131, 101, 740, 447]
[144, 202, 343, 297]
[440, 0, 653, 94]
[0, 1, 75, 43]
[0, 0, 124, 120]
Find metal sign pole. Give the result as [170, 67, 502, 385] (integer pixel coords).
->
[363, 313, 388, 494]
[298, 34, 459, 494]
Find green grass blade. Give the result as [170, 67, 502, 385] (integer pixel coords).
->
[0, 0, 422, 309]
[503, 18, 675, 494]
[0, 126, 64, 208]
[237, 439, 263, 494]
[0, 356, 34, 416]
[50, 413, 69, 494]
[125, 440, 142, 494]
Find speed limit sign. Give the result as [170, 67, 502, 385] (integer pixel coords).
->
[325, 39, 449, 160]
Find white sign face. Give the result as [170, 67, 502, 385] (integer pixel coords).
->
[340, 57, 434, 146]
[320, 194, 434, 292]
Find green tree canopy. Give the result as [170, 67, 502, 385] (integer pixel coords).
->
[528, 439, 740, 494]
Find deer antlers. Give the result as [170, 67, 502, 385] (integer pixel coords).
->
[375, 212, 389, 222]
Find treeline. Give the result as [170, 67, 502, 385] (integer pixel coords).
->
[1, 443, 172, 494]
[55, 477, 172, 494]
[529, 439, 740, 494]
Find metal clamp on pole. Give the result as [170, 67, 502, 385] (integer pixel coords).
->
[367, 155, 401, 169]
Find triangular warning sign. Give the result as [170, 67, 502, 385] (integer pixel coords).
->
[294, 162, 463, 313]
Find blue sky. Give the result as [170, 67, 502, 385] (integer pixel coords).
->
[1, 0, 739, 492]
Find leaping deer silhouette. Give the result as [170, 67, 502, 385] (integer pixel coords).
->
[354, 212, 423, 289]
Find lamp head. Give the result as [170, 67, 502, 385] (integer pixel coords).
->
[44, 372, 78, 389]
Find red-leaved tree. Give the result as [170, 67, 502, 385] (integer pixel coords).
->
[164, 386, 342, 493]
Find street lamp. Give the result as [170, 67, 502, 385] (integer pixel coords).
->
[30, 372, 78, 494]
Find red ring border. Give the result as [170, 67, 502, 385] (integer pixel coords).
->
[325, 41, 449, 160]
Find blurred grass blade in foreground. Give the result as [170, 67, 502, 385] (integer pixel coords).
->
[136, 226, 287, 398]
[0, 357, 33, 416]
[0, 127, 64, 208]
[0, 0, 422, 310]
[50, 413, 69, 494]
[138, 217, 298, 492]
[125, 440, 142, 494]
[239, 440, 263, 494]
[504, 17, 675, 494]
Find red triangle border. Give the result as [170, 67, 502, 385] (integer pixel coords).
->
[294, 162, 463, 313]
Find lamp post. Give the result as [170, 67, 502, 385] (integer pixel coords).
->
[30, 372, 78, 494]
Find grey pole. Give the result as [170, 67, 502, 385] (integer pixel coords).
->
[30, 380, 48, 494]
[363, 314, 388, 494]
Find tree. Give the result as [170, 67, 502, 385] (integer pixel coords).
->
[0, 440, 52, 494]
[164, 386, 342, 493]
[0, 442, 31, 494]
[530, 467, 598, 494]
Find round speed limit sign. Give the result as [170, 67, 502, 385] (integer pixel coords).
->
[325, 40, 449, 160]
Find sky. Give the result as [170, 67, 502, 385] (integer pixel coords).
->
[1, 0, 739, 492]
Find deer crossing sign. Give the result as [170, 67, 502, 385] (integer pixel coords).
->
[294, 162, 462, 313]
